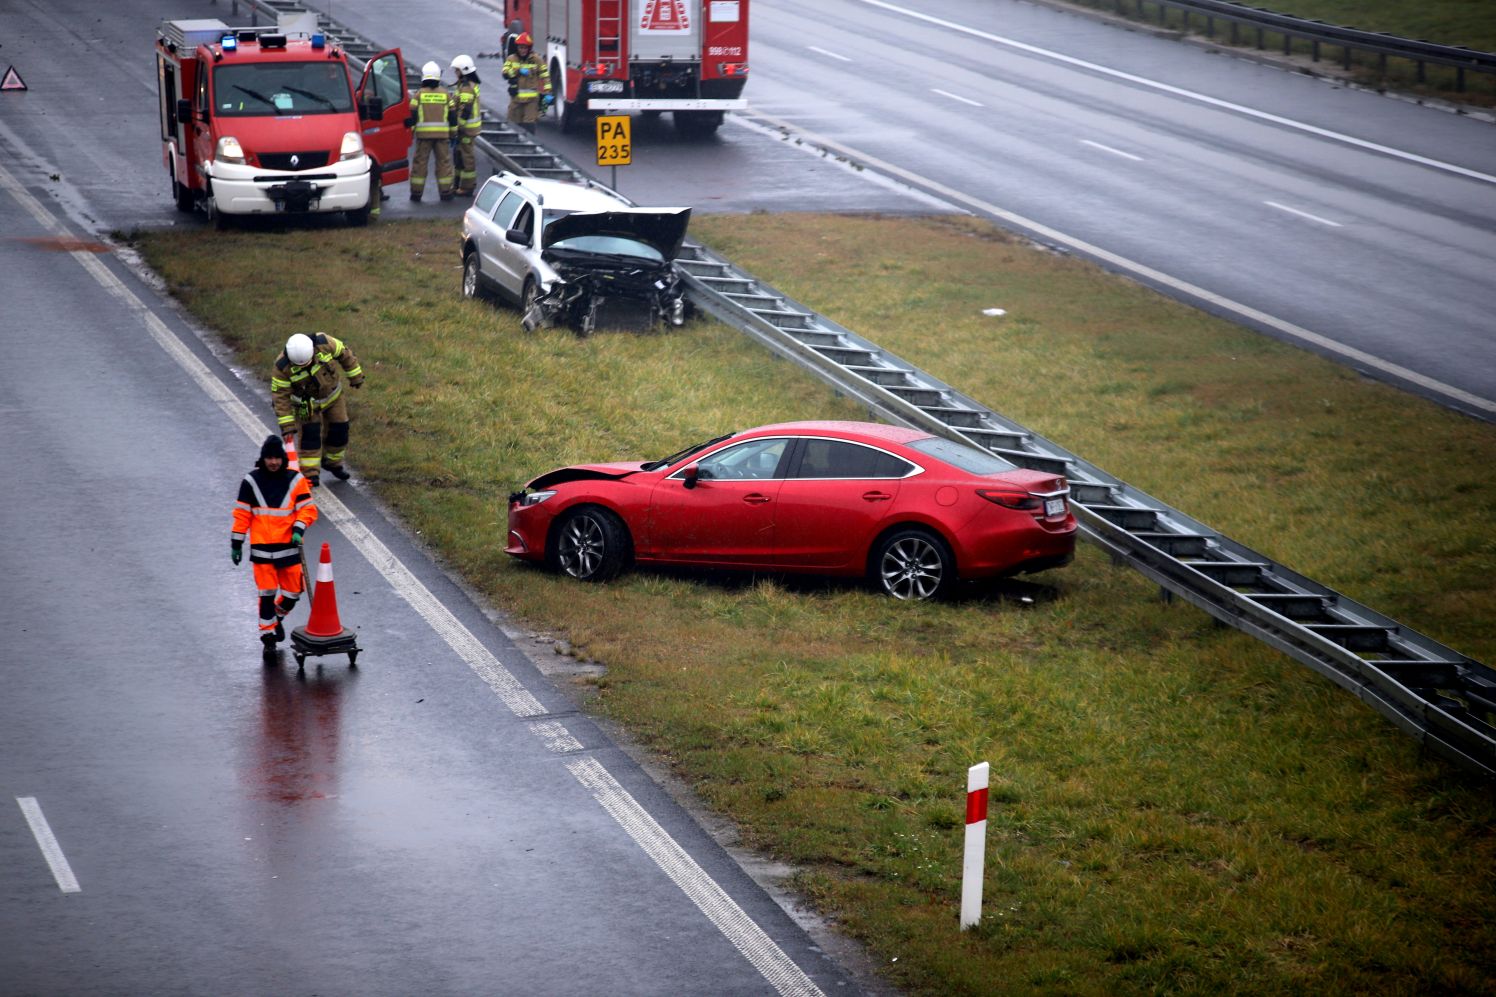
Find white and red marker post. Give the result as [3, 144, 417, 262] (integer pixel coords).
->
[960, 761, 989, 930]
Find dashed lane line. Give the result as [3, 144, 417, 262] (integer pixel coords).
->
[17, 797, 81, 894]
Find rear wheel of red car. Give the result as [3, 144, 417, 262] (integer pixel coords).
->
[872, 528, 953, 601]
[550, 507, 631, 582]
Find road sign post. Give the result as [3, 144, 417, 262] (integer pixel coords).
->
[596, 114, 631, 191]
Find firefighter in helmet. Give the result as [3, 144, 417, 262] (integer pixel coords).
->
[407, 61, 456, 201]
[502, 33, 551, 133]
[271, 332, 365, 487]
[232, 435, 317, 651]
[449, 54, 483, 196]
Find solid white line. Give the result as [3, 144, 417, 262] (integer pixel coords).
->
[854, 0, 1496, 185]
[1265, 200, 1343, 227]
[17, 798, 81, 893]
[806, 45, 851, 62]
[931, 88, 983, 107]
[0, 154, 821, 995]
[739, 108, 1496, 417]
[1081, 138, 1143, 161]
[569, 758, 824, 997]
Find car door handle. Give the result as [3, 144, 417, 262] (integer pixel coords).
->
[862, 491, 893, 502]
[742, 493, 771, 504]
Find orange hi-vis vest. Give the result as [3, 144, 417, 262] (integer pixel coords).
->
[232, 466, 318, 565]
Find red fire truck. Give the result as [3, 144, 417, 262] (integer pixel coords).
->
[155, 14, 413, 226]
[500, 0, 749, 137]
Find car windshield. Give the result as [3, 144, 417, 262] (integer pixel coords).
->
[548, 233, 664, 262]
[640, 433, 734, 472]
[905, 436, 1019, 474]
[213, 61, 353, 116]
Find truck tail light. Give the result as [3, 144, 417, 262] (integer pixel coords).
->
[717, 62, 748, 77]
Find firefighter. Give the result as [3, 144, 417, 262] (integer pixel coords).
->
[450, 54, 483, 196]
[502, 33, 550, 133]
[232, 435, 318, 651]
[271, 332, 365, 487]
[407, 61, 456, 201]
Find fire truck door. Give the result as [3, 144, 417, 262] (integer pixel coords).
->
[357, 49, 413, 184]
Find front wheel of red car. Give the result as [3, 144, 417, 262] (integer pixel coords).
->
[550, 507, 631, 582]
[873, 528, 952, 601]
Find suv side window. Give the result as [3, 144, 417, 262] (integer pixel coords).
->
[492, 190, 522, 229]
[509, 200, 535, 240]
[793, 439, 915, 479]
[474, 181, 504, 216]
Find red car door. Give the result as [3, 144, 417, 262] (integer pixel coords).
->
[355, 49, 413, 184]
[644, 438, 790, 567]
[773, 439, 911, 569]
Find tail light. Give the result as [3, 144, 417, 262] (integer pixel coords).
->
[977, 488, 1041, 511]
[717, 62, 749, 77]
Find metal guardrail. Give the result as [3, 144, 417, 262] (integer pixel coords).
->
[1087, 0, 1496, 91]
[217, 0, 1496, 779]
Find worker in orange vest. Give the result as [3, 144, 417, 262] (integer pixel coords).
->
[231, 435, 319, 651]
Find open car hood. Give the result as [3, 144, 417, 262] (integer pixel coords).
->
[542, 208, 693, 260]
[526, 461, 647, 490]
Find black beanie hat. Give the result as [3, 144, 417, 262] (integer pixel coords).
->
[260, 435, 286, 461]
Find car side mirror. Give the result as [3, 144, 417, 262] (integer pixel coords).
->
[505, 227, 532, 247]
[177, 98, 195, 123]
[682, 465, 699, 490]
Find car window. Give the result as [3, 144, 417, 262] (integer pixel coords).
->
[792, 439, 916, 479]
[369, 53, 403, 110]
[510, 201, 535, 238]
[549, 234, 664, 262]
[213, 61, 353, 116]
[474, 181, 503, 216]
[692, 438, 790, 481]
[493, 191, 522, 229]
[905, 436, 1018, 474]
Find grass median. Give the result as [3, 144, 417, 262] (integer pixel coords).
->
[132, 215, 1496, 996]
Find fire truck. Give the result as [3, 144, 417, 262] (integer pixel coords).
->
[500, 0, 749, 137]
[155, 14, 413, 226]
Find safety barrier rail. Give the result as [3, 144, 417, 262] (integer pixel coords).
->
[1084, 0, 1496, 91]
[219, 0, 1496, 779]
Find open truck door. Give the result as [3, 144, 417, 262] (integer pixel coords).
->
[357, 49, 413, 184]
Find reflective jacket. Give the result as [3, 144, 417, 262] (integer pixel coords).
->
[502, 52, 549, 102]
[409, 84, 455, 138]
[452, 78, 483, 138]
[271, 333, 364, 433]
[232, 466, 318, 565]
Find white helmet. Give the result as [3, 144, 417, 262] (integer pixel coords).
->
[451, 54, 476, 77]
[421, 61, 442, 83]
[286, 333, 315, 366]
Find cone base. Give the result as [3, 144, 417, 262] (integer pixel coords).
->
[290, 626, 359, 655]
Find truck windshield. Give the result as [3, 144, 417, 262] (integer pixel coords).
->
[213, 61, 353, 116]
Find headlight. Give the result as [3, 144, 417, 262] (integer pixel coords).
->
[215, 136, 247, 165]
[339, 131, 364, 162]
[516, 489, 556, 508]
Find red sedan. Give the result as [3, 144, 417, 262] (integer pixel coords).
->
[506, 421, 1077, 600]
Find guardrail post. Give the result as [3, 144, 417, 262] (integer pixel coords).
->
[960, 762, 989, 931]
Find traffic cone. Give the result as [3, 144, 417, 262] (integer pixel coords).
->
[284, 435, 300, 472]
[290, 542, 360, 667]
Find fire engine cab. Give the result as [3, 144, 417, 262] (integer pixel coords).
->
[501, 0, 749, 137]
[155, 14, 413, 226]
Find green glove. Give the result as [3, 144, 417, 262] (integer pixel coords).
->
[291, 529, 304, 546]
[231, 542, 242, 566]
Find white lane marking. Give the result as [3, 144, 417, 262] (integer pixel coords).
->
[1265, 200, 1343, 227]
[529, 719, 584, 753]
[854, 0, 1496, 186]
[931, 87, 983, 107]
[806, 45, 851, 62]
[17, 798, 81, 893]
[739, 109, 1496, 417]
[0, 156, 823, 996]
[1081, 138, 1143, 161]
[569, 758, 823, 997]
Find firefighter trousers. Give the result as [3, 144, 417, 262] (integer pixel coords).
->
[253, 560, 305, 636]
[293, 393, 351, 483]
[453, 135, 478, 193]
[411, 136, 454, 199]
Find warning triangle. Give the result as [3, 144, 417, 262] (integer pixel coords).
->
[639, 0, 691, 32]
[1, 66, 26, 92]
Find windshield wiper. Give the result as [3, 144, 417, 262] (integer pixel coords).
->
[231, 85, 282, 112]
[640, 433, 732, 472]
[283, 86, 338, 111]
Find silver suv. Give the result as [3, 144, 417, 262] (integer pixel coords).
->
[460, 171, 692, 335]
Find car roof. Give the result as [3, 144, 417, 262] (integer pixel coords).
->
[741, 421, 934, 445]
[489, 172, 632, 213]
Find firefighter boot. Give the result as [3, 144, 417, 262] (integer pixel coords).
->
[324, 463, 350, 481]
[261, 633, 278, 652]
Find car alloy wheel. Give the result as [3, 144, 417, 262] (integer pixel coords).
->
[462, 253, 480, 299]
[876, 530, 951, 601]
[553, 507, 629, 581]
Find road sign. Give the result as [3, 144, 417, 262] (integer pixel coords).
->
[2, 66, 27, 92]
[596, 115, 631, 167]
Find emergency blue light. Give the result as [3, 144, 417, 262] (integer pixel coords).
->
[311, 34, 325, 49]
[220, 34, 238, 51]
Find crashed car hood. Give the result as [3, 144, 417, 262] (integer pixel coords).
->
[527, 461, 648, 490]
[542, 208, 692, 260]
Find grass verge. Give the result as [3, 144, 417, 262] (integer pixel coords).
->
[132, 215, 1496, 996]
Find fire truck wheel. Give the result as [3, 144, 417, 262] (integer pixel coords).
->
[173, 179, 194, 214]
[674, 111, 723, 139]
[211, 204, 233, 231]
[345, 203, 371, 227]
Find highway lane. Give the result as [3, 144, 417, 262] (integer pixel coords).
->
[0, 2, 862, 993]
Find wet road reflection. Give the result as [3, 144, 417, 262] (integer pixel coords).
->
[251, 659, 356, 806]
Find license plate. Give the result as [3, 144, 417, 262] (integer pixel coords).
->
[589, 80, 625, 94]
[1044, 498, 1065, 517]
